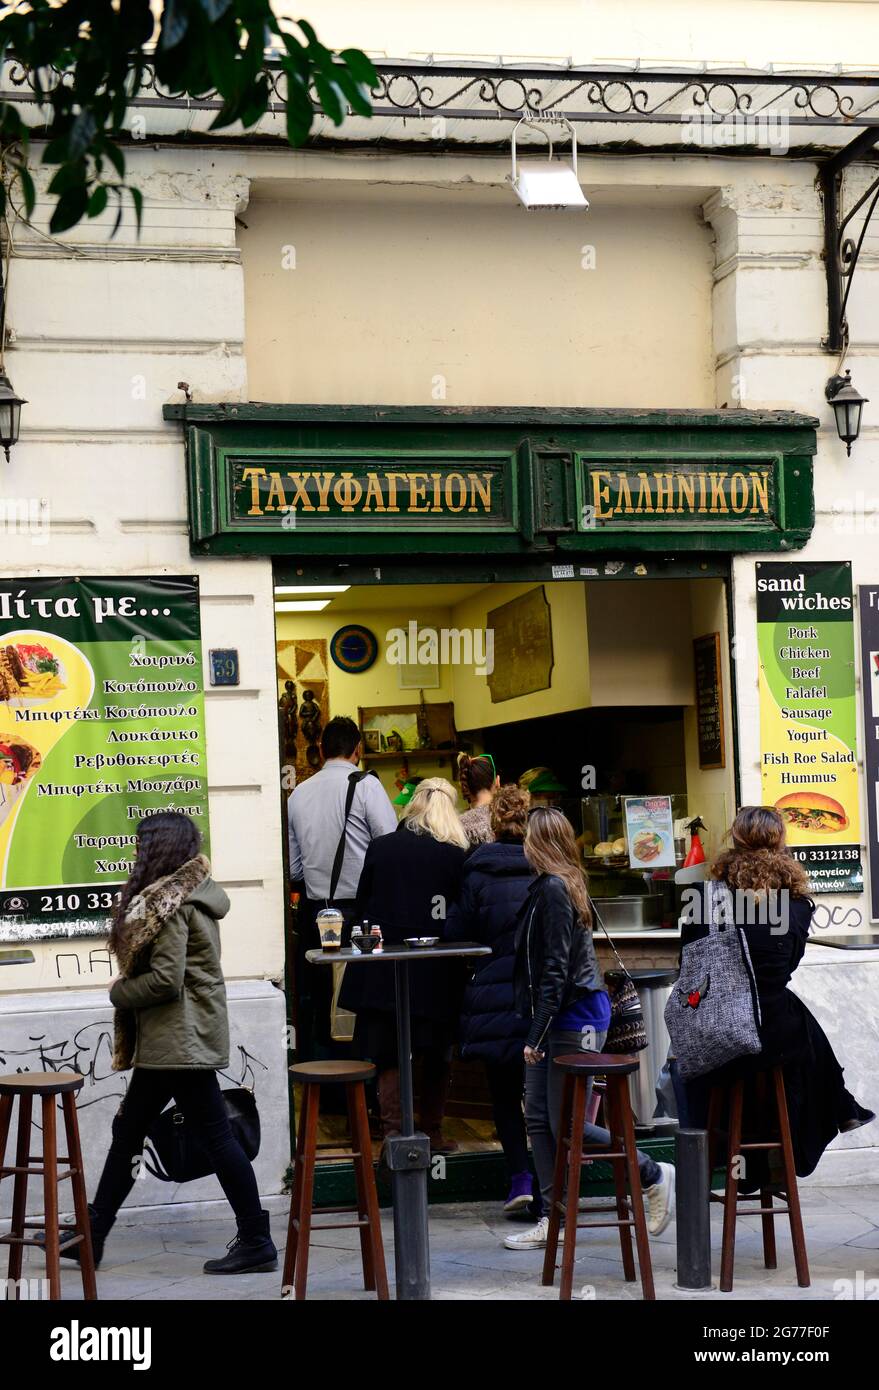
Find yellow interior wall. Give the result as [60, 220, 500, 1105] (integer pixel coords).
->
[449, 582, 589, 733]
[585, 580, 694, 706]
[277, 577, 736, 839]
[275, 604, 459, 805]
[682, 578, 737, 860]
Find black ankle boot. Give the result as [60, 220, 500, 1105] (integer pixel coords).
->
[203, 1209, 278, 1275]
[56, 1205, 106, 1267]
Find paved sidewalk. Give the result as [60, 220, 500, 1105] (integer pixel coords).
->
[19, 1183, 879, 1301]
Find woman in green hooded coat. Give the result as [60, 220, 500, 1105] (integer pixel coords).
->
[61, 810, 277, 1278]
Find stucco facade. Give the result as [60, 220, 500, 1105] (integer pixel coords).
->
[1, 0, 878, 1207]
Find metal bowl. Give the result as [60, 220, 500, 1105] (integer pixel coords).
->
[404, 936, 440, 948]
[591, 895, 665, 932]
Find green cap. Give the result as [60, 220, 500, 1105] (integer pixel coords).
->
[527, 770, 569, 794]
[393, 779, 421, 806]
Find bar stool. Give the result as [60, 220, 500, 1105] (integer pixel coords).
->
[708, 1064, 810, 1291]
[283, 1059, 389, 1300]
[542, 1051, 655, 1301]
[0, 1071, 97, 1300]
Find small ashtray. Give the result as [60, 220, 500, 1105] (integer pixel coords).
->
[404, 937, 439, 949]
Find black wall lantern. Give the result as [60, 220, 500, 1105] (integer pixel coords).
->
[826, 369, 867, 457]
[0, 370, 25, 462]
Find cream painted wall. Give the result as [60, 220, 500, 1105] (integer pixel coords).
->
[307, 0, 879, 68]
[0, 152, 287, 996]
[239, 190, 714, 408]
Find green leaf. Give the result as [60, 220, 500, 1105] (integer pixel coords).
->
[281, 32, 310, 79]
[340, 49, 378, 88]
[236, 74, 270, 130]
[333, 66, 372, 119]
[48, 160, 87, 195]
[283, 77, 313, 146]
[17, 165, 36, 219]
[87, 184, 108, 218]
[102, 140, 126, 179]
[130, 185, 143, 232]
[43, 135, 71, 165]
[50, 182, 89, 234]
[312, 72, 343, 125]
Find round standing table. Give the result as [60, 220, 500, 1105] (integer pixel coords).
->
[306, 941, 489, 1301]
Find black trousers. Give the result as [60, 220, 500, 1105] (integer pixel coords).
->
[297, 895, 358, 1049]
[484, 1059, 529, 1177]
[91, 1068, 262, 1232]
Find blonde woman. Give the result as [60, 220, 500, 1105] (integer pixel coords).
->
[504, 806, 674, 1250]
[339, 778, 468, 1150]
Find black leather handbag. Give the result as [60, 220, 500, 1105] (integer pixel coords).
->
[143, 1087, 261, 1183]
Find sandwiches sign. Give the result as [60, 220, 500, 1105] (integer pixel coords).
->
[756, 561, 862, 894]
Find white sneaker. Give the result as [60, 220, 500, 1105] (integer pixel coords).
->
[644, 1161, 675, 1236]
[503, 1216, 549, 1250]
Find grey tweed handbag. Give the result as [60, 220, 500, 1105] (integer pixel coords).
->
[664, 879, 762, 1081]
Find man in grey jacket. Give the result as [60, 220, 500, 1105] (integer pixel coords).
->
[287, 715, 397, 1043]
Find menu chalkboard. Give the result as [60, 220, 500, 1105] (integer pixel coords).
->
[693, 632, 725, 770]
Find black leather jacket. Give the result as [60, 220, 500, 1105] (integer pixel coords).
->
[513, 873, 605, 1048]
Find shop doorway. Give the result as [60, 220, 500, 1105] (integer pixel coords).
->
[274, 571, 736, 1168]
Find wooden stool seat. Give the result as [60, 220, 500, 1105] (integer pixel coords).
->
[288, 1059, 376, 1085]
[553, 1051, 641, 1077]
[0, 1070, 97, 1300]
[282, 1060, 388, 1300]
[543, 1056, 655, 1301]
[709, 1063, 810, 1292]
[0, 1072, 87, 1096]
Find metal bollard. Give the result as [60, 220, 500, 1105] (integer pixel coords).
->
[674, 1128, 713, 1291]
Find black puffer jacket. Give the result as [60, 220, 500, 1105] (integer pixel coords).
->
[513, 873, 604, 1049]
[445, 840, 534, 1065]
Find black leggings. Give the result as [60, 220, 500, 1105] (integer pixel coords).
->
[92, 1068, 262, 1231]
[484, 1059, 529, 1178]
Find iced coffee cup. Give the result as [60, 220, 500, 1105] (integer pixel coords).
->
[316, 907, 343, 951]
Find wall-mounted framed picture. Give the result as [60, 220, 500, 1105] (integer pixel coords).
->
[397, 660, 440, 690]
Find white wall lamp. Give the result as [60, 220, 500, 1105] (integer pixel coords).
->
[510, 115, 589, 212]
[826, 369, 868, 457]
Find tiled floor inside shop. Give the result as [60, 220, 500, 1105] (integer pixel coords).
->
[21, 1183, 879, 1301]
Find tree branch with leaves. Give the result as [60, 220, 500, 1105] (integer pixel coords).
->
[0, 0, 376, 234]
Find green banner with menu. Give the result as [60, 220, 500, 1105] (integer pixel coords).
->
[757, 561, 862, 894]
[0, 576, 209, 940]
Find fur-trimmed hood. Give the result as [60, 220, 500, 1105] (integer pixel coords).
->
[109, 853, 230, 1073]
[114, 854, 216, 977]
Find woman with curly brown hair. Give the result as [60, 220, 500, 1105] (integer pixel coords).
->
[679, 805, 874, 1178]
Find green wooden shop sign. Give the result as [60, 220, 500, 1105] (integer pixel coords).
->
[163, 405, 816, 559]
